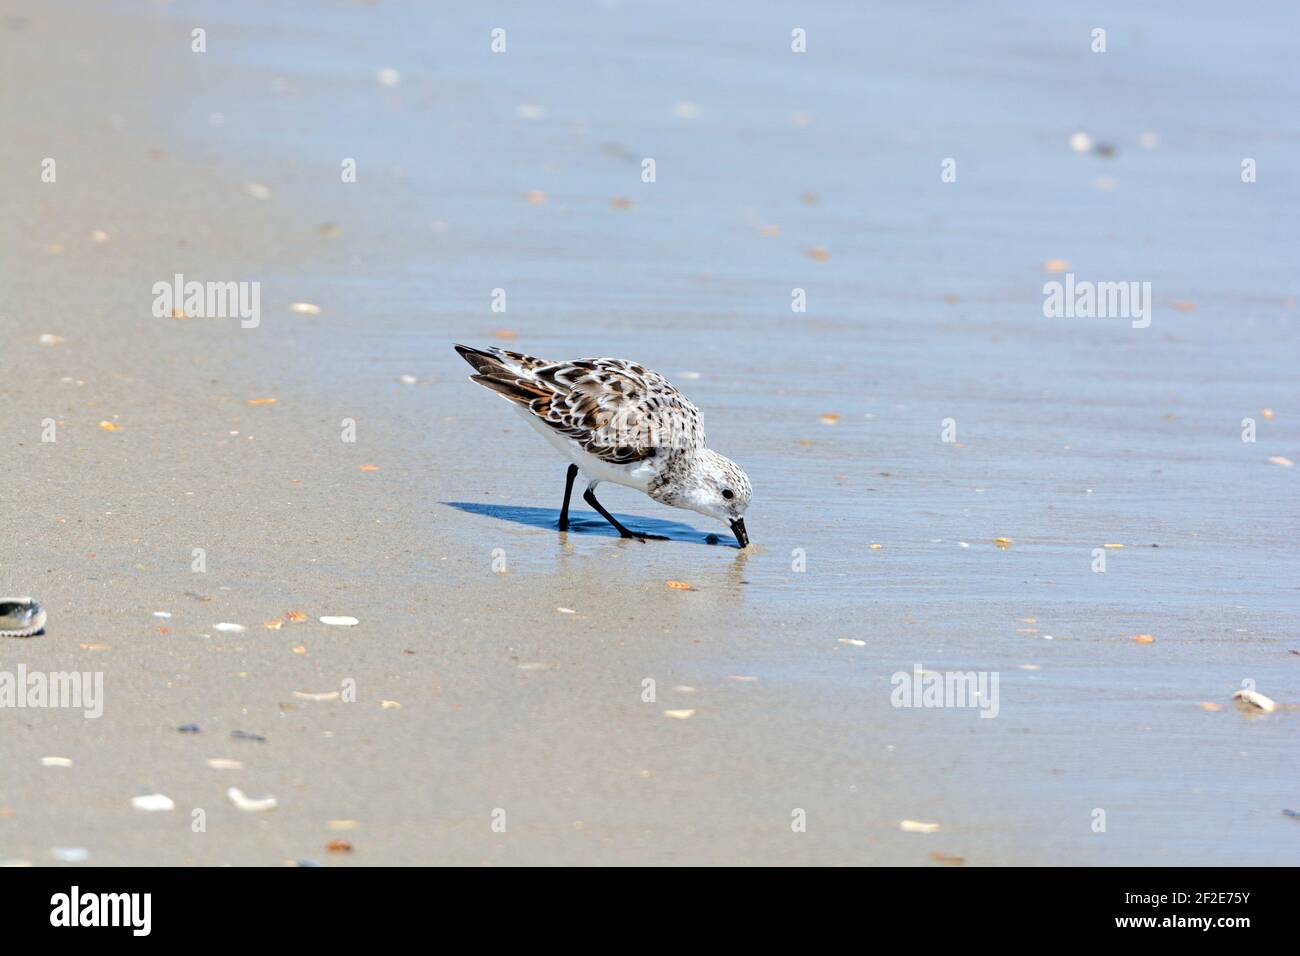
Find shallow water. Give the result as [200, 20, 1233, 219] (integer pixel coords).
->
[4, 0, 1297, 864]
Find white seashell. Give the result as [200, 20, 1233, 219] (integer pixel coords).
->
[52, 847, 89, 863]
[214, 622, 246, 633]
[900, 819, 940, 833]
[131, 793, 175, 812]
[226, 787, 277, 812]
[293, 691, 340, 702]
[375, 67, 401, 87]
[319, 616, 358, 627]
[40, 757, 73, 767]
[153, 611, 172, 618]
[1232, 689, 1277, 713]
[206, 758, 243, 770]
[289, 302, 321, 315]
[663, 709, 695, 720]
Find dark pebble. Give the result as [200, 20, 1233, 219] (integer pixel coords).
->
[231, 730, 266, 742]
[177, 723, 200, 733]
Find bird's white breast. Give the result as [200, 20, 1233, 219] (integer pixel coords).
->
[513, 405, 658, 492]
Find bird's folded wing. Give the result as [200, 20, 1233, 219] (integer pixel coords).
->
[472, 357, 704, 465]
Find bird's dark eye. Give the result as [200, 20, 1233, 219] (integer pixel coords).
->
[721, 489, 734, 500]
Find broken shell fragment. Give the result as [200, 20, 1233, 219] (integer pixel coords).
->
[319, 616, 359, 627]
[227, 787, 277, 812]
[0, 598, 46, 637]
[130, 794, 175, 812]
[1232, 689, 1277, 713]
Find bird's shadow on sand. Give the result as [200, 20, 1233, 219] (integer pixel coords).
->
[444, 502, 734, 548]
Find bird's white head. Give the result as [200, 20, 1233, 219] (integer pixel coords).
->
[676, 449, 751, 547]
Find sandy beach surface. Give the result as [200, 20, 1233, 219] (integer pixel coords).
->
[1, 1, 1297, 866]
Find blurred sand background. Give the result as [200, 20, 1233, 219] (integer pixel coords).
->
[1, 0, 1297, 865]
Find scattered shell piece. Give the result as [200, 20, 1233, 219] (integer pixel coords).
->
[665, 581, 694, 591]
[820, 412, 840, 425]
[91, 229, 110, 243]
[358, 464, 379, 472]
[326, 839, 353, 853]
[319, 616, 359, 627]
[1260, 408, 1275, 421]
[663, 709, 695, 720]
[958, 541, 970, 548]
[994, 537, 1013, 549]
[1130, 634, 1155, 644]
[289, 302, 321, 315]
[1232, 689, 1276, 713]
[214, 622, 246, 633]
[1200, 702, 1222, 712]
[1103, 543, 1124, 549]
[246, 397, 277, 406]
[227, 786, 277, 813]
[556, 607, 576, 615]
[206, 758, 243, 770]
[79, 642, 110, 651]
[838, 638, 866, 646]
[869, 543, 883, 550]
[98, 420, 122, 432]
[523, 190, 546, 205]
[1136, 131, 1160, 150]
[1268, 456, 1293, 468]
[130, 793, 175, 812]
[38, 333, 65, 346]
[1171, 302, 1196, 313]
[243, 182, 272, 200]
[40, 757, 72, 768]
[727, 675, 758, 681]
[492, 328, 519, 339]
[1043, 259, 1069, 274]
[399, 375, 417, 385]
[285, 610, 307, 623]
[515, 103, 546, 120]
[375, 67, 401, 86]
[1068, 132, 1093, 153]
[263, 619, 283, 630]
[328, 820, 358, 830]
[153, 611, 171, 618]
[609, 196, 633, 210]
[51, 847, 89, 863]
[929, 851, 966, 866]
[294, 690, 341, 702]
[380, 700, 401, 710]
[807, 246, 830, 262]
[900, 819, 940, 833]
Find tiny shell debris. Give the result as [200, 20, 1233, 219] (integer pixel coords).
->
[820, 412, 840, 425]
[900, 819, 940, 833]
[246, 397, 277, 406]
[399, 375, 417, 384]
[326, 839, 353, 853]
[1232, 689, 1277, 713]
[515, 103, 546, 120]
[206, 758, 243, 770]
[214, 622, 246, 633]
[375, 67, 401, 87]
[665, 580, 694, 591]
[1068, 132, 1093, 153]
[319, 616, 359, 627]
[1130, 634, 1155, 644]
[1260, 408, 1275, 420]
[285, 610, 307, 622]
[807, 246, 830, 262]
[556, 607, 576, 615]
[227, 787, 277, 813]
[1103, 543, 1124, 549]
[1200, 702, 1222, 712]
[839, 638, 866, 646]
[929, 851, 966, 866]
[52, 848, 89, 863]
[289, 302, 321, 315]
[1268, 456, 1293, 468]
[38, 333, 65, 346]
[243, 182, 272, 200]
[358, 464, 379, 472]
[663, 709, 695, 720]
[98, 420, 122, 432]
[263, 619, 283, 630]
[524, 190, 546, 205]
[40, 757, 72, 768]
[1043, 259, 1069, 274]
[293, 690, 341, 702]
[381, 700, 401, 710]
[994, 537, 1013, 549]
[130, 793, 175, 812]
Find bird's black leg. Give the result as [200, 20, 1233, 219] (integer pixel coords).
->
[558, 464, 579, 531]
[582, 487, 668, 541]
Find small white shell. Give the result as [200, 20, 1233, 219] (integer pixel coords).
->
[319, 616, 359, 627]
[226, 787, 277, 812]
[900, 819, 941, 833]
[131, 793, 175, 812]
[214, 622, 246, 633]
[1232, 689, 1277, 713]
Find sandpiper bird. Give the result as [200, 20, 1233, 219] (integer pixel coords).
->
[455, 344, 751, 547]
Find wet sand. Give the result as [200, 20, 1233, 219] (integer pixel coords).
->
[1, 1, 1297, 865]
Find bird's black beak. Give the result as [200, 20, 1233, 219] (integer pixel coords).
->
[730, 518, 749, 549]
